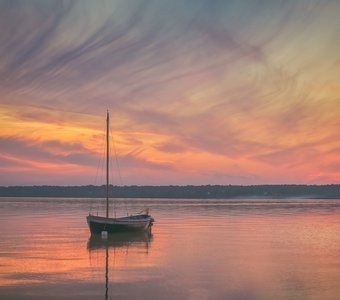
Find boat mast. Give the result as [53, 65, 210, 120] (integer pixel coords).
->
[106, 110, 109, 218]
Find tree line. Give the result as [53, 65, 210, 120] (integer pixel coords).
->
[0, 184, 339, 198]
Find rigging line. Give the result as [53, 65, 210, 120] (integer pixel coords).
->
[98, 130, 107, 216]
[109, 126, 116, 216]
[110, 123, 129, 216]
[109, 125, 123, 184]
[94, 131, 106, 185]
[101, 135, 107, 217]
[90, 122, 106, 214]
[98, 120, 107, 216]
[95, 119, 107, 215]
[109, 132, 116, 218]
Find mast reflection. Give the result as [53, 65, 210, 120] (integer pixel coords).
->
[87, 232, 153, 300]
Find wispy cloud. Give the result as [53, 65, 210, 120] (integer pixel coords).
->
[0, 0, 339, 185]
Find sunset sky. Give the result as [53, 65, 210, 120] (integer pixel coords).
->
[0, 0, 339, 186]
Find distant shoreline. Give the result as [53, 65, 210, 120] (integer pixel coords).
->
[0, 185, 339, 199]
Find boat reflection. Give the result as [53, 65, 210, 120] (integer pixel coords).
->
[87, 231, 153, 251]
[87, 232, 153, 300]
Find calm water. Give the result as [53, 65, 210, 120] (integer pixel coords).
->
[0, 198, 339, 300]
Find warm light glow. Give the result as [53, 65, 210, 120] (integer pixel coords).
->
[0, 1, 339, 185]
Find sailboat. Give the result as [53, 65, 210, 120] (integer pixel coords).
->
[87, 111, 154, 234]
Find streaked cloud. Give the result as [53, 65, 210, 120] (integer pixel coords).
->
[0, 0, 339, 185]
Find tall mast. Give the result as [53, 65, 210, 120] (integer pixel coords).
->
[106, 110, 109, 218]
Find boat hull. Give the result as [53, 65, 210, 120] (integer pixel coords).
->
[87, 214, 154, 234]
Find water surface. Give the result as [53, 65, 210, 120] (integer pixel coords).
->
[0, 198, 339, 299]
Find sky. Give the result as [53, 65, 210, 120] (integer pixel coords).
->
[0, 0, 339, 186]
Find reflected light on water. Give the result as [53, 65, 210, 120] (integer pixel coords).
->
[0, 198, 339, 299]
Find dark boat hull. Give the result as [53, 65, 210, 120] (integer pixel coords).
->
[87, 214, 154, 234]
